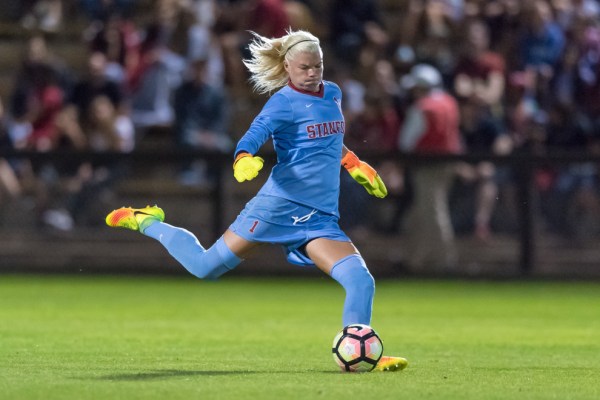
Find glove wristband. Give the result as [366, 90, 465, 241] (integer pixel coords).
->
[341, 151, 360, 170]
[233, 152, 251, 168]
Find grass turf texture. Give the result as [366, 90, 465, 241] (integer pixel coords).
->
[1, 276, 599, 400]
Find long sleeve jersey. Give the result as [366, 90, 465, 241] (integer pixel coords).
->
[235, 81, 345, 216]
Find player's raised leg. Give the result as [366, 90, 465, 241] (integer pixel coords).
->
[105, 205, 248, 280]
[105, 205, 165, 232]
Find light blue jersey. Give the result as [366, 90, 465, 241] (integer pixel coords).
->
[143, 79, 373, 326]
[235, 81, 345, 216]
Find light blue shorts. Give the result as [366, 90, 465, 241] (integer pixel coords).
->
[228, 195, 350, 267]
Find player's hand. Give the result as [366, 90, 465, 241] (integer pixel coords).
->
[341, 151, 388, 198]
[233, 152, 264, 182]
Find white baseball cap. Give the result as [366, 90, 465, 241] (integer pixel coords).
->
[400, 63, 442, 89]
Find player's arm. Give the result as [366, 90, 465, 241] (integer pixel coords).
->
[233, 151, 264, 183]
[233, 95, 287, 182]
[341, 145, 388, 198]
[232, 125, 268, 182]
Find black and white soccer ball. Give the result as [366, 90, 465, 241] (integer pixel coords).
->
[332, 324, 383, 372]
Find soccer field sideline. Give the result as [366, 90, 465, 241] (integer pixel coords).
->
[1, 275, 599, 400]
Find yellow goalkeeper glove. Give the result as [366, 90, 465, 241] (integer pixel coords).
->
[341, 151, 388, 198]
[233, 152, 264, 182]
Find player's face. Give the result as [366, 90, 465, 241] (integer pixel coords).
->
[284, 51, 323, 93]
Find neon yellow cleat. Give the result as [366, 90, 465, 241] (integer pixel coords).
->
[373, 356, 408, 372]
[105, 205, 164, 233]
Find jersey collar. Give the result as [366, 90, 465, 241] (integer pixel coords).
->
[287, 80, 324, 98]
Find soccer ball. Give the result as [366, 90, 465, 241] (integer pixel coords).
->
[331, 324, 383, 372]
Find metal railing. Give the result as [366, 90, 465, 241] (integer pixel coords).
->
[2, 147, 599, 275]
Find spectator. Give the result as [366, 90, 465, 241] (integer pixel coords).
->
[476, 0, 523, 58]
[453, 19, 506, 113]
[551, 40, 580, 110]
[64, 95, 135, 225]
[217, 0, 289, 94]
[23, 70, 86, 230]
[452, 18, 510, 240]
[329, 0, 388, 70]
[9, 35, 72, 143]
[326, 64, 366, 127]
[173, 57, 232, 186]
[78, 0, 135, 23]
[54, 51, 126, 157]
[284, 0, 318, 33]
[184, 0, 226, 87]
[131, 0, 193, 89]
[126, 0, 226, 132]
[2, 0, 600, 246]
[401, 0, 459, 77]
[346, 91, 400, 152]
[0, 98, 21, 207]
[340, 89, 401, 235]
[518, 0, 565, 105]
[86, 12, 140, 84]
[20, 0, 63, 32]
[69, 52, 125, 121]
[536, 100, 599, 239]
[247, 0, 290, 39]
[16, 63, 65, 152]
[454, 98, 512, 241]
[85, 95, 135, 153]
[397, 64, 463, 273]
[504, 70, 547, 151]
[127, 44, 175, 132]
[6, 36, 90, 230]
[365, 59, 401, 100]
[553, 0, 600, 34]
[572, 24, 600, 124]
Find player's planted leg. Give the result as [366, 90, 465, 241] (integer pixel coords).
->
[330, 254, 375, 326]
[328, 253, 409, 373]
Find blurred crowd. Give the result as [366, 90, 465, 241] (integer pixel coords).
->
[0, 0, 599, 244]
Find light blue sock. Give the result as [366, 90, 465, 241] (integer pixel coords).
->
[330, 254, 375, 326]
[143, 222, 241, 280]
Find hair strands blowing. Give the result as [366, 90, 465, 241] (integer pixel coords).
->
[243, 30, 321, 95]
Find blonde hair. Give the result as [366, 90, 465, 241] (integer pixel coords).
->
[243, 30, 321, 95]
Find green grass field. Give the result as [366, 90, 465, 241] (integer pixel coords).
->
[1, 275, 599, 400]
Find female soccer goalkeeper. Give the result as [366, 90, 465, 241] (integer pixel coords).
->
[106, 29, 407, 372]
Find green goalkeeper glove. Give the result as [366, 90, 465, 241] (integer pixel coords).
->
[233, 152, 264, 182]
[341, 151, 388, 198]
